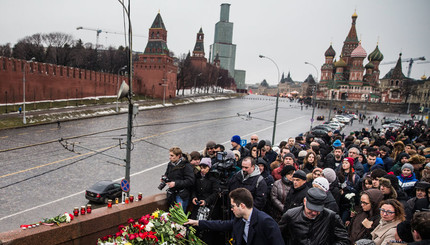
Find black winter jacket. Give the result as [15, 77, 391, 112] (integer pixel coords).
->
[164, 158, 195, 201]
[191, 172, 220, 207]
[279, 206, 349, 245]
[228, 168, 267, 210]
[283, 183, 309, 213]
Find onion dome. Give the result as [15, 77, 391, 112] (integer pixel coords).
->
[421, 74, 427, 80]
[351, 42, 367, 58]
[368, 45, 384, 61]
[365, 62, 374, 69]
[324, 44, 336, 57]
[334, 58, 347, 67]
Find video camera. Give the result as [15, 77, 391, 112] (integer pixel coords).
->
[211, 151, 237, 185]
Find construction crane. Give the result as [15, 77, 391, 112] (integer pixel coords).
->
[380, 55, 426, 78]
[76, 26, 146, 49]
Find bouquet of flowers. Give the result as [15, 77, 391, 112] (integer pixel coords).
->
[98, 203, 206, 245]
[20, 212, 74, 229]
[345, 193, 356, 213]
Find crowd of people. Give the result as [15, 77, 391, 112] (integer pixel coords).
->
[160, 116, 430, 245]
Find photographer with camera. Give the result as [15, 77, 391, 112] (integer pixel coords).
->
[228, 156, 268, 210]
[190, 157, 221, 220]
[160, 147, 195, 211]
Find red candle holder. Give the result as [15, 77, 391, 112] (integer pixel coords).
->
[73, 207, 79, 217]
[107, 199, 112, 208]
[125, 197, 129, 204]
[80, 206, 86, 215]
[129, 195, 134, 203]
[138, 192, 142, 201]
[86, 204, 92, 214]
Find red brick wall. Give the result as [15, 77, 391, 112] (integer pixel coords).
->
[0, 57, 127, 104]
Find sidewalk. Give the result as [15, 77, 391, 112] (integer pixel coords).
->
[0, 93, 240, 130]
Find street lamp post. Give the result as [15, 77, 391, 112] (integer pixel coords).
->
[117, 0, 133, 195]
[365, 94, 369, 115]
[117, 65, 127, 112]
[305, 62, 319, 131]
[259, 55, 280, 146]
[328, 90, 334, 120]
[22, 57, 35, 124]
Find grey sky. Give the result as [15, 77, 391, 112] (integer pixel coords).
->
[1, 0, 429, 85]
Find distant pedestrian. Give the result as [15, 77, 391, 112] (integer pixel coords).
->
[57, 121, 61, 129]
[19, 106, 22, 114]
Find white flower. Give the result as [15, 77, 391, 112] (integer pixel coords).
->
[64, 212, 71, 223]
[161, 212, 169, 220]
[345, 193, 356, 200]
[145, 221, 154, 231]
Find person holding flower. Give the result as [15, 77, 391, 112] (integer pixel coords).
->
[337, 157, 361, 223]
[371, 199, 406, 245]
[162, 147, 195, 211]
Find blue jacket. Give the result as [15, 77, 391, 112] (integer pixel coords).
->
[199, 208, 285, 245]
[397, 173, 418, 197]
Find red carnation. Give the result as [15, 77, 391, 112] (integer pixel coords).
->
[127, 218, 135, 224]
[128, 233, 136, 240]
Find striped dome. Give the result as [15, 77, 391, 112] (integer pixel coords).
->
[368, 45, 384, 62]
[365, 62, 374, 69]
[324, 45, 336, 57]
[351, 43, 367, 58]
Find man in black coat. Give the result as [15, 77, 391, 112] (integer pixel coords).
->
[279, 188, 349, 245]
[283, 170, 309, 212]
[229, 157, 267, 210]
[186, 188, 285, 245]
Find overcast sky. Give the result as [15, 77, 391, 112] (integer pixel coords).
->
[1, 0, 429, 85]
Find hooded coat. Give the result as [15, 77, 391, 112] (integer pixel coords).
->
[228, 166, 267, 210]
[348, 189, 384, 243]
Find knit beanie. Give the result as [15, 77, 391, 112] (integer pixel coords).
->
[313, 177, 329, 192]
[396, 221, 414, 243]
[231, 135, 241, 145]
[292, 170, 307, 180]
[344, 157, 355, 168]
[284, 153, 295, 160]
[298, 150, 308, 158]
[401, 163, 414, 172]
[322, 168, 336, 184]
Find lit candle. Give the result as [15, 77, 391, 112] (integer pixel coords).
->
[86, 204, 92, 214]
[125, 197, 129, 204]
[129, 195, 134, 203]
[73, 207, 79, 217]
[138, 192, 142, 201]
[115, 198, 119, 204]
[107, 199, 113, 208]
[80, 206, 86, 215]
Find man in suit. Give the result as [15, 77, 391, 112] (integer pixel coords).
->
[185, 187, 284, 245]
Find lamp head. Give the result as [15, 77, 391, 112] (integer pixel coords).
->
[259, 55, 264, 58]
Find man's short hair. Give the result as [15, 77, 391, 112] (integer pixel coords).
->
[349, 147, 360, 154]
[411, 211, 430, 240]
[380, 146, 390, 153]
[368, 152, 378, 158]
[295, 136, 303, 142]
[169, 147, 182, 156]
[214, 144, 225, 151]
[242, 156, 256, 166]
[334, 147, 343, 151]
[229, 188, 254, 209]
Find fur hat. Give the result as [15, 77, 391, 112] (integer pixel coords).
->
[231, 135, 241, 145]
[379, 177, 398, 198]
[232, 150, 241, 159]
[298, 150, 308, 158]
[206, 141, 216, 148]
[322, 168, 336, 184]
[408, 155, 425, 165]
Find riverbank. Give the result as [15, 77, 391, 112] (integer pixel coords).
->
[0, 93, 243, 130]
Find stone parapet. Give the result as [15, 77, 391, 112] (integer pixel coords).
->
[0, 193, 167, 245]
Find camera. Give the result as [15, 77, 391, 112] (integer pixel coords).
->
[158, 176, 170, 190]
[211, 151, 237, 186]
[196, 200, 203, 205]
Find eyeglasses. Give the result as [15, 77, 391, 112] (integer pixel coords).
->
[360, 201, 370, 205]
[379, 208, 395, 215]
[251, 138, 258, 141]
[207, 147, 214, 150]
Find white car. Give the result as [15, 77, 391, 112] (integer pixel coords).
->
[328, 122, 343, 130]
[335, 115, 351, 124]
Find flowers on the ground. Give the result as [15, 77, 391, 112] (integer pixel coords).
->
[98, 204, 206, 245]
